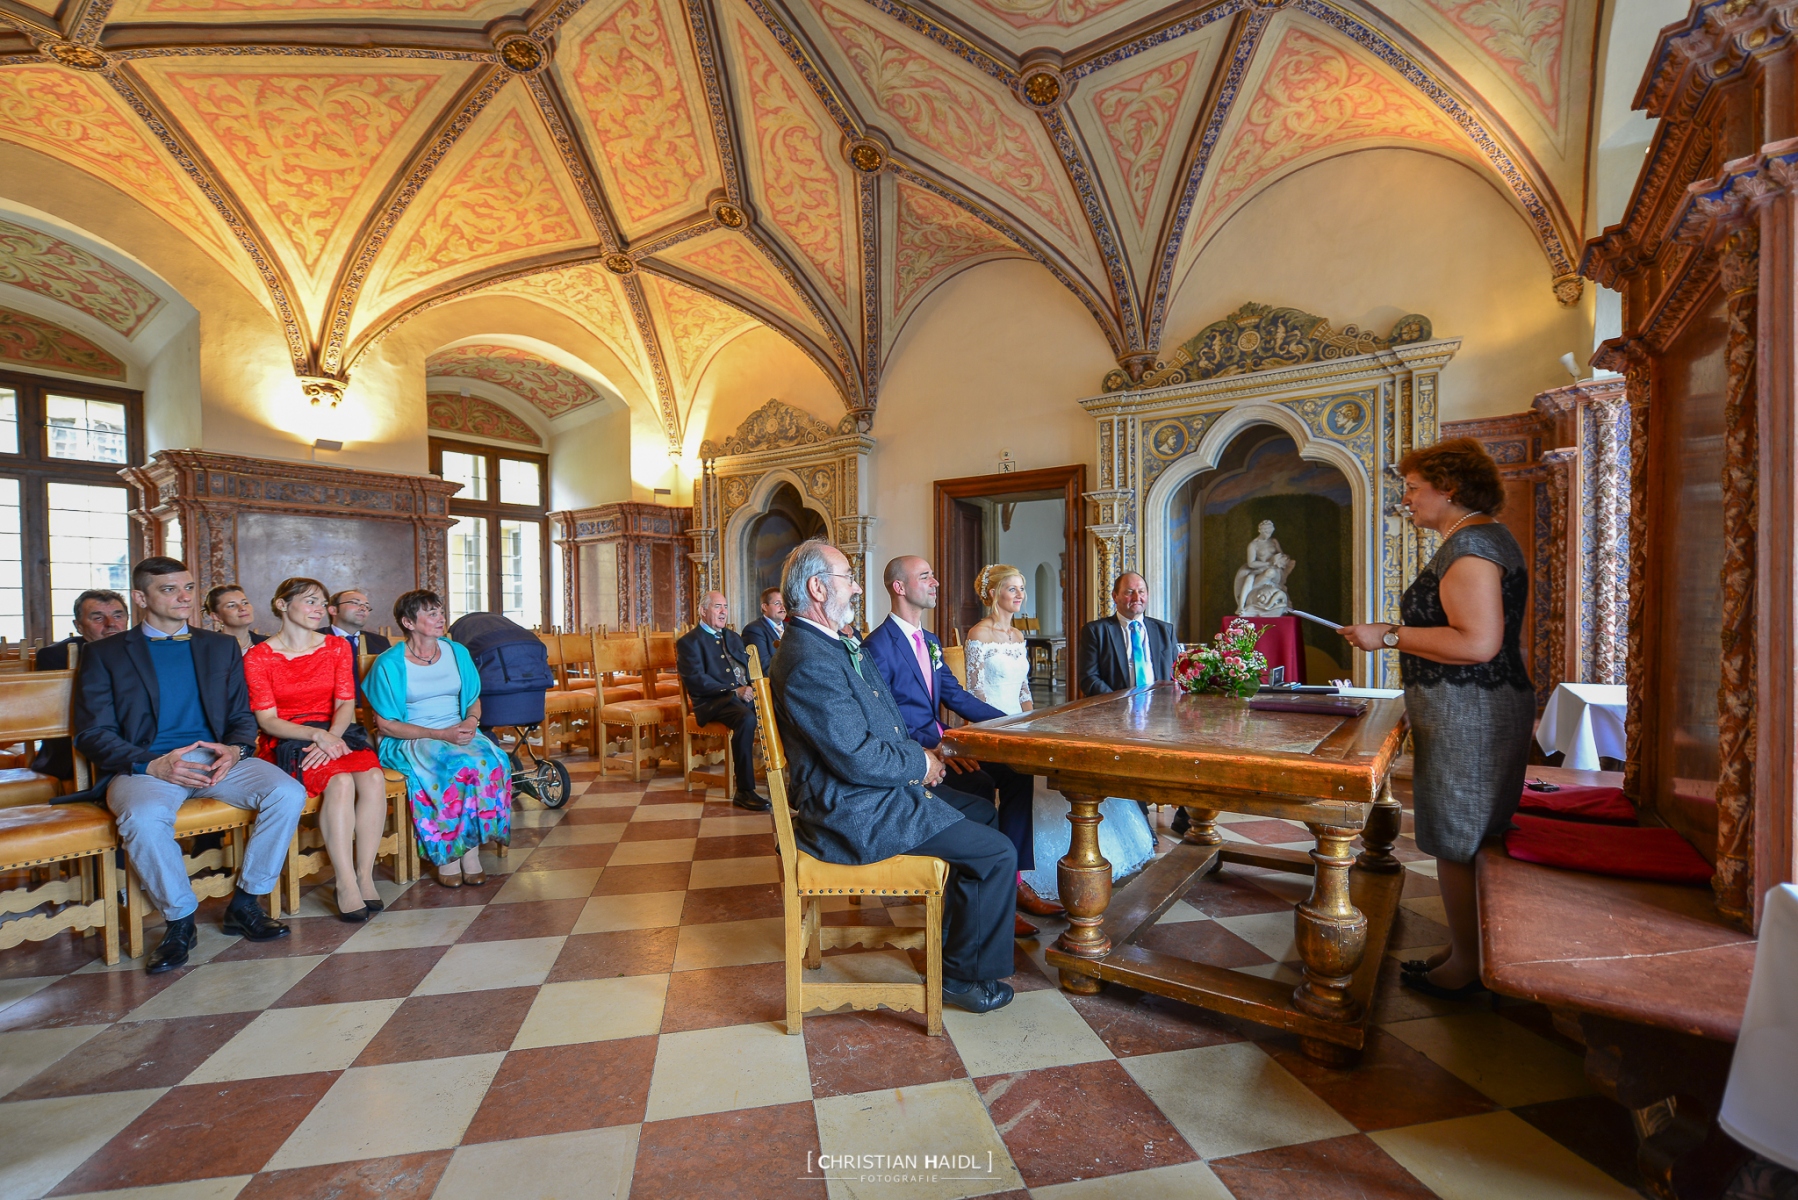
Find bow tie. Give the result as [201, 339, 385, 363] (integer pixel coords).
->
[149, 632, 191, 642]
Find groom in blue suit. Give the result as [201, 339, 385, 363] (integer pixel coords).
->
[865, 555, 1062, 933]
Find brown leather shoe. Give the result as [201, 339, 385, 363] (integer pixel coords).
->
[464, 870, 487, 887]
[1014, 913, 1039, 939]
[435, 865, 462, 888]
[1016, 881, 1065, 917]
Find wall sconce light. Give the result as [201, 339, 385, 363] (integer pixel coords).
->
[311, 438, 343, 462]
[1559, 352, 1583, 381]
[653, 487, 672, 505]
[301, 375, 347, 407]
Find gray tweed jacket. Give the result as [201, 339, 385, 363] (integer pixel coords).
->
[769, 617, 962, 865]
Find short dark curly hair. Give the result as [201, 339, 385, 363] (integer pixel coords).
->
[1398, 437, 1506, 515]
[393, 588, 445, 631]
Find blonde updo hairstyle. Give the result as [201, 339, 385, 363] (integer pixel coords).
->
[975, 563, 1025, 612]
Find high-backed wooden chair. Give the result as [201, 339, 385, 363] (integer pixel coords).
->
[541, 633, 600, 757]
[277, 652, 417, 912]
[0, 668, 80, 807]
[745, 645, 945, 1036]
[0, 803, 119, 965]
[678, 680, 734, 795]
[594, 634, 675, 781]
[122, 798, 262, 956]
[643, 633, 682, 699]
[941, 644, 968, 689]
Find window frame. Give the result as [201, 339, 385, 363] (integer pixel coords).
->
[428, 436, 551, 628]
[0, 368, 146, 643]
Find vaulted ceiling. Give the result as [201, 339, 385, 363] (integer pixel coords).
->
[0, 0, 1601, 449]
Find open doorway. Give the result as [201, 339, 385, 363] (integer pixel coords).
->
[933, 465, 1085, 703]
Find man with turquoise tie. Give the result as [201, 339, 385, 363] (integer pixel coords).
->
[1076, 571, 1181, 835]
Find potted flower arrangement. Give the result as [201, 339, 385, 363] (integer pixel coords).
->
[1173, 618, 1269, 699]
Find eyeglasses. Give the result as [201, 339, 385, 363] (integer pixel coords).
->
[818, 572, 856, 581]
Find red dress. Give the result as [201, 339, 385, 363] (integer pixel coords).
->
[244, 637, 382, 796]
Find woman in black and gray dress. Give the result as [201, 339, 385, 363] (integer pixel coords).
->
[1341, 437, 1533, 1000]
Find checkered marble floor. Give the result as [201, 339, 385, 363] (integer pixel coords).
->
[0, 758, 1647, 1200]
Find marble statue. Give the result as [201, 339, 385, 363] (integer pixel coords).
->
[1234, 520, 1296, 617]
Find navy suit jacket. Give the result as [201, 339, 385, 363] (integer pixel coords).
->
[741, 616, 782, 671]
[864, 617, 1004, 751]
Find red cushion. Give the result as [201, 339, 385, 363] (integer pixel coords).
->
[1503, 814, 1714, 885]
[1517, 782, 1636, 824]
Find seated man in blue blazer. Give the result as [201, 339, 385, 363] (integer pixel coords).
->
[74, 557, 307, 973]
[1077, 570, 1187, 835]
[677, 591, 770, 812]
[742, 587, 785, 669]
[771, 540, 1017, 1013]
[866, 555, 1060, 935]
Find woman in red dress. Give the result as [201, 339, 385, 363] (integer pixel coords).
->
[244, 577, 388, 921]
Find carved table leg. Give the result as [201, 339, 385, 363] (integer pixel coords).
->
[1181, 806, 1222, 846]
[1054, 790, 1110, 994]
[1355, 779, 1404, 872]
[1293, 823, 1368, 1064]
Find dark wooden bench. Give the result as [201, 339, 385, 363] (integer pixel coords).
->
[1475, 768, 1753, 1199]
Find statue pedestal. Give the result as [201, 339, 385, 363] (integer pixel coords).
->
[1223, 614, 1305, 684]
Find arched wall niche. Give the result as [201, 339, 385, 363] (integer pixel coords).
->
[1081, 313, 1460, 687]
[720, 466, 837, 629]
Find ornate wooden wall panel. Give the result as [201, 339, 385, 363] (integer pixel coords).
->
[122, 449, 458, 636]
[1582, 0, 1798, 929]
[550, 503, 693, 632]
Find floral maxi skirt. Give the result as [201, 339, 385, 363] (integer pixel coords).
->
[389, 733, 511, 865]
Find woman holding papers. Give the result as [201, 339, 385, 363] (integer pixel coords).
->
[1339, 438, 1533, 1001]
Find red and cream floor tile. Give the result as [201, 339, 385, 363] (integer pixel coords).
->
[0, 759, 1646, 1199]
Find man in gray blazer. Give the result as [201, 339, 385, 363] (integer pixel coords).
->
[769, 539, 1018, 1014]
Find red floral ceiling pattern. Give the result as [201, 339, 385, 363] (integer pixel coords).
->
[426, 391, 542, 444]
[0, 216, 163, 336]
[0, 0, 1595, 441]
[424, 343, 604, 417]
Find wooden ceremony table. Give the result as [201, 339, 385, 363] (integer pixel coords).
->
[940, 682, 1409, 1065]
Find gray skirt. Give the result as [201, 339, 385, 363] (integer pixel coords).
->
[1405, 681, 1535, 863]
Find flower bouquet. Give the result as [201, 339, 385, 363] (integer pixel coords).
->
[1173, 617, 1269, 699]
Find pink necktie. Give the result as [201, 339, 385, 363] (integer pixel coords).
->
[912, 630, 942, 736]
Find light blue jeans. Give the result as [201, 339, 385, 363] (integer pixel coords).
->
[106, 757, 307, 920]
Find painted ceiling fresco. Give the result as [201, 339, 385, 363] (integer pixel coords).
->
[0, 0, 1601, 444]
[424, 343, 605, 417]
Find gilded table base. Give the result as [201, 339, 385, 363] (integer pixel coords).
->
[1046, 790, 1406, 1066]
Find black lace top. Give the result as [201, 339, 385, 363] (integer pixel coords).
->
[1399, 522, 1533, 691]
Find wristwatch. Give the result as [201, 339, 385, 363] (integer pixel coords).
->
[231, 743, 256, 764]
[1382, 626, 1402, 648]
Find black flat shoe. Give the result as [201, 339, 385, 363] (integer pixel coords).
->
[222, 894, 290, 941]
[942, 978, 1015, 1014]
[1400, 972, 1489, 1002]
[146, 916, 197, 974]
[733, 792, 772, 812]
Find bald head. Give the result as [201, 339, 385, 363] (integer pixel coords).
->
[883, 555, 938, 624]
[699, 591, 729, 629]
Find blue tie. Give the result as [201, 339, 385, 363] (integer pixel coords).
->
[1130, 621, 1149, 688]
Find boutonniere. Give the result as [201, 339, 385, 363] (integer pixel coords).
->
[928, 641, 944, 669]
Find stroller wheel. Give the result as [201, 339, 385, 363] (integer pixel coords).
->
[536, 758, 571, 808]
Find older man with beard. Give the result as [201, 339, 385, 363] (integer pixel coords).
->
[768, 539, 1018, 1013]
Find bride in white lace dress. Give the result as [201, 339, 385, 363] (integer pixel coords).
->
[964, 565, 1156, 902]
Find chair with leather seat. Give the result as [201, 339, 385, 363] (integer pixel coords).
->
[745, 645, 945, 1036]
[0, 668, 80, 807]
[121, 797, 261, 958]
[0, 802, 120, 965]
[594, 634, 680, 781]
[678, 680, 734, 795]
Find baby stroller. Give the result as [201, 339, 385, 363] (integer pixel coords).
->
[448, 612, 570, 808]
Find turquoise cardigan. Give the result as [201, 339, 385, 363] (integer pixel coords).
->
[364, 639, 483, 774]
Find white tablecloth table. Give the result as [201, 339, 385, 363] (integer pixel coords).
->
[1535, 682, 1627, 770]
[1721, 884, 1798, 1169]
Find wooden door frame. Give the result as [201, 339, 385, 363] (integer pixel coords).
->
[931, 464, 1086, 651]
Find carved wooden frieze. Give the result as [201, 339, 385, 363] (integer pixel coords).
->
[550, 502, 693, 632]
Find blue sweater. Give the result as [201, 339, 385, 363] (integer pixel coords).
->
[145, 637, 210, 756]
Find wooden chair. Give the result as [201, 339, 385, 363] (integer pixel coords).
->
[122, 799, 262, 957]
[0, 803, 120, 965]
[644, 633, 683, 699]
[745, 645, 946, 1036]
[277, 654, 417, 912]
[941, 644, 968, 689]
[542, 633, 600, 757]
[678, 681, 734, 795]
[594, 634, 679, 781]
[0, 668, 80, 808]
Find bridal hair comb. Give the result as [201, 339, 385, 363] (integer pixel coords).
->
[975, 563, 1025, 607]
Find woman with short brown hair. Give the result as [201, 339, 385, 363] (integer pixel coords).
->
[1340, 436, 1533, 1000]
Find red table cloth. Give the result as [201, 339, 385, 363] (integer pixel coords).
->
[1221, 614, 1305, 684]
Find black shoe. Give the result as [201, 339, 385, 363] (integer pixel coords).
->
[364, 898, 384, 915]
[337, 906, 371, 923]
[1171, 808, 1191, 835]
[732, 792, 772, 812]
[222, 891, 290, 941]
[941, 978, 1015, 1014]
[145, 916, 197, 974]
